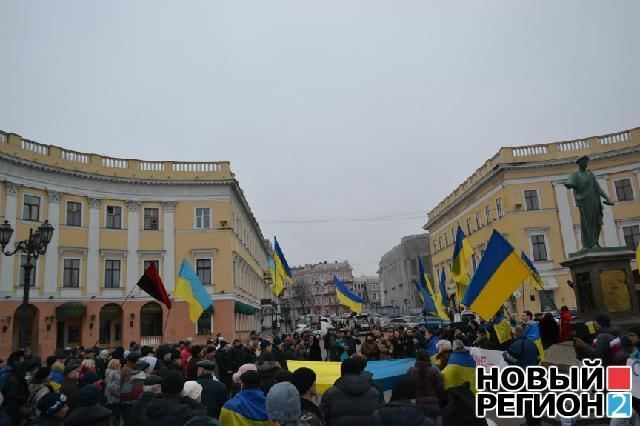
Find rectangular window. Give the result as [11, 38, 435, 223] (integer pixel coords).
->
[410, 259, 417, 276]
[105, 260, 121, 288]
[475, 211, 482, 229]
[196, 306, 213, 335]
[539, 290, 555, 312]
[524, 190, 540, 211]
[66, 201, 82, 227]
[143, 260, 159, 272]
[143, 208, 159, 230]
[195, 208, 211, 229]
[615, 179, 634, 202]
[106, 205, 122, 229]
[196, 259, 212, 285]
[466, 218, 472, 234]
[18, 255, 36, 287]
[63, 259, 81, 288]
[23, 195, 40, 221]
[485, 205, 492, 223]
[496, 198, 504, 218]
[531, 235, 548, 261]
[623, 225, 640, 251]
[444, 233, 449, 246]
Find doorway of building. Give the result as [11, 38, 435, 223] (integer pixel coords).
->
[13, 304, 38, 352]
[99, 304, 123, 347]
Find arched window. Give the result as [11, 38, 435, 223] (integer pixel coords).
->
[140, 302, 162, 337]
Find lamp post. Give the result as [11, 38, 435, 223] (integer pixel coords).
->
[0, 220, 54, 350]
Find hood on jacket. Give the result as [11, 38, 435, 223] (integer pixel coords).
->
[376, 400, 427, 426]
[255, 360, 280, 373]
[334, 374, 371, 396]
[64, 404, 112, 426]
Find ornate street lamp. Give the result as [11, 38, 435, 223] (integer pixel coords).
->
[0, 220, 55, 349]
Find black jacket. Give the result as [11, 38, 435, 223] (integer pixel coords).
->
[272, 347, 289, 370]
[319, 374, 382, 426]
[25, 415, 64, 426]
[300, 397, 323, 421]
[371, 400, 435, 426]
[124, 392, 155, 426]
[441, 384, 488, 426]
[64, 403, 112, 426]
[196, 374, 229, 419]
[256, 360, 281, 395]
[139, 394, 208, 426]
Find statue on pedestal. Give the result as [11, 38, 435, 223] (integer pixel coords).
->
[564, 155, 614, 251]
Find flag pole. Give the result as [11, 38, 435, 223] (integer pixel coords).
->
[161, 305, 173, 343]
[119, 286, 137, 309]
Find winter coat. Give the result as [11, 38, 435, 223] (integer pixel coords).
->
[441, 383, 488, 426]
[25, 382, 53, 418]
[360, 340, 379, 360]
[377, 341, 391, 360]
[371, 400, 436, 426]
[64, 403, 112, 426]
[343, 337, 360, 356]
[60, 377, 79, 411]
[180, 347, 192, 374]
[24, 415, 64, 426]
[273, 347, 290, 369]
[319, 373, 382, 426]
[139, 394, 208, 426]
[125, 392, 155, 426]
[300, 397, 323, 423]
[407, 362, 445, 418]
[196, 374, 229, 419]
[104, 368, 121, 405]
[256, 360, 281, 395]
[503, 336, 540, 368]
[559, 310, 573, 342]
[576, 326, 620, 365]
[120, 371, 147, 405]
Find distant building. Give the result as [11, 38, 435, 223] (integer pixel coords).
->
[378, 234, 432, 314]
[284, 261, 354, 318]
[353, 275, 381, 311]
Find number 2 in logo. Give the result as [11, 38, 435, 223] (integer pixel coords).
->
[607, 393, 632, 418]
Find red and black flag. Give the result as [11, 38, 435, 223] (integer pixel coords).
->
[136, 262, 172, 308]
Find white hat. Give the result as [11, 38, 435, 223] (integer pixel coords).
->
[183, 381, 203, 401]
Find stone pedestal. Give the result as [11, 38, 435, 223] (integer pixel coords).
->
[560, 248, 640, 321]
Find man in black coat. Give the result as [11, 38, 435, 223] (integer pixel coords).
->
[195, 360, 229, 419]
[124, 375, 162, 426]
[371, 378, 435, 426]
[319, 358, 382, 426]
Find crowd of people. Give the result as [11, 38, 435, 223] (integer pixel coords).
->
[0, 307, 638, 426]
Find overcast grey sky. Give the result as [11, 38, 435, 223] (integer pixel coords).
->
[1, 1, 639, 275]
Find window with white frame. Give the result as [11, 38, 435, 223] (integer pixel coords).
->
[196, 259, 212, 285]
[623, 225, 640, 251]
[66, 201, 82, 227]
[106, 205, 122, 229]
[63, 259, 81, 288]
[496, 198, 504, 218]
[143, 208, 159, 230]
[615, 179, 634, 202]
[143, 260, 160, 272]
[105, 260, 121, 288]
[195, 208, 211, 229]
[475, 211, 482, 229]
[196, 306, 213, 335]
[23, 195, 40, 221]
[531, 234, 548, 261]
[539, 290, 555, 312]
[485, 205, 492, 223]
[18, 255, 36, 287]
[524, 190, 540, 210]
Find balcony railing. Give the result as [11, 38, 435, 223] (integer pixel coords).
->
[558, 139, 589, 152]
[139, 161, 165, 171]
[173, 162, 222, 172]
[21, 139, 49, 156]
[102, 157, 129, 169]
[140, 336, 162, 346]
[599, 130, 630, 145]
[512, 145, 549, 157]
[61, 149, 89, 163]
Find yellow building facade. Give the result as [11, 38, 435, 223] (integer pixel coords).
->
[425, 128, 640, 317]
[0, 130, 273, 359]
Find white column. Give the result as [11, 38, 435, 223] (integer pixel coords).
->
[126, 201, 140, 291]
[163, 202, 176, 292]
[0, 182, 20, 295]
[597, 176, 619, 247]
[43, 190, 62, 296]
[554, 182, 577, 257]
[86, 198, 101, 295]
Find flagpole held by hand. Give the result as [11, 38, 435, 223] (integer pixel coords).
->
[162, 304, 173, 344]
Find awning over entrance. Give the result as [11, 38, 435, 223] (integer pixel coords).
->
[234, 301, 256, 315]
[56, 302, 87, 319]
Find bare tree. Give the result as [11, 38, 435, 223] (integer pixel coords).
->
[291, 282, 313, 317]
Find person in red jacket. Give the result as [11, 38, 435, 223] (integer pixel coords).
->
[181, 339, 193, 375]
[559, 306, 573, 342]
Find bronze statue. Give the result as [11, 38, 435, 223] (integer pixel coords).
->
[564, 155, 614, 250]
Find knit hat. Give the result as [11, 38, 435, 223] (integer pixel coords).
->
[239, 370, 261, 388]
[77, 384, 101, 407]
[232, 363, 257, 383]
[37, 392, 67, 415]
[266, 382, 301, 422]
[340, 358, 361, 376]
[183, 381, 203, 400]
[291, 367, 316, 395]
[34, 366, 52, 382]
[99, 349, 109, 358]
[161, 370, 185, 395]
[390, 377, 417, 402]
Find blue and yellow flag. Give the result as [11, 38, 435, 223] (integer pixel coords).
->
[333, 276, 363, 314]
[461, 230, 531, 320]
[442, 350, 477, 393]
[451, 226, 474, 286]
[271, 237, 292, 296]
[491, 315, 512, 344]
[521, 251, 544, 291]
[175, 259, 213, 323]
[419, 257, 448, 320]
[525, 322, 545, 363]
[414, 281, 425, 304]
[439, 269, 448, 308]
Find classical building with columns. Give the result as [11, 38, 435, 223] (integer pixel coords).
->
[0, 130, 273, 359]
[426, 127, 640, 316]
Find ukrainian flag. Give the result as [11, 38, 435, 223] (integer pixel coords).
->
[333, 276, 363, 314]
[271, 237, 292, 296]
[175, 259, 213, 323]
[414, 281, 425, 304]
[439, 269, 448, 308]
[442, 350, 477, 393]
[419, 257, 448, 320]
[491, 315, 512, 344]
[451, 226, 474, 287]
[461, 230, 531, 320]
[525, 322, 545, 363]
[521, 251, 544, 291]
